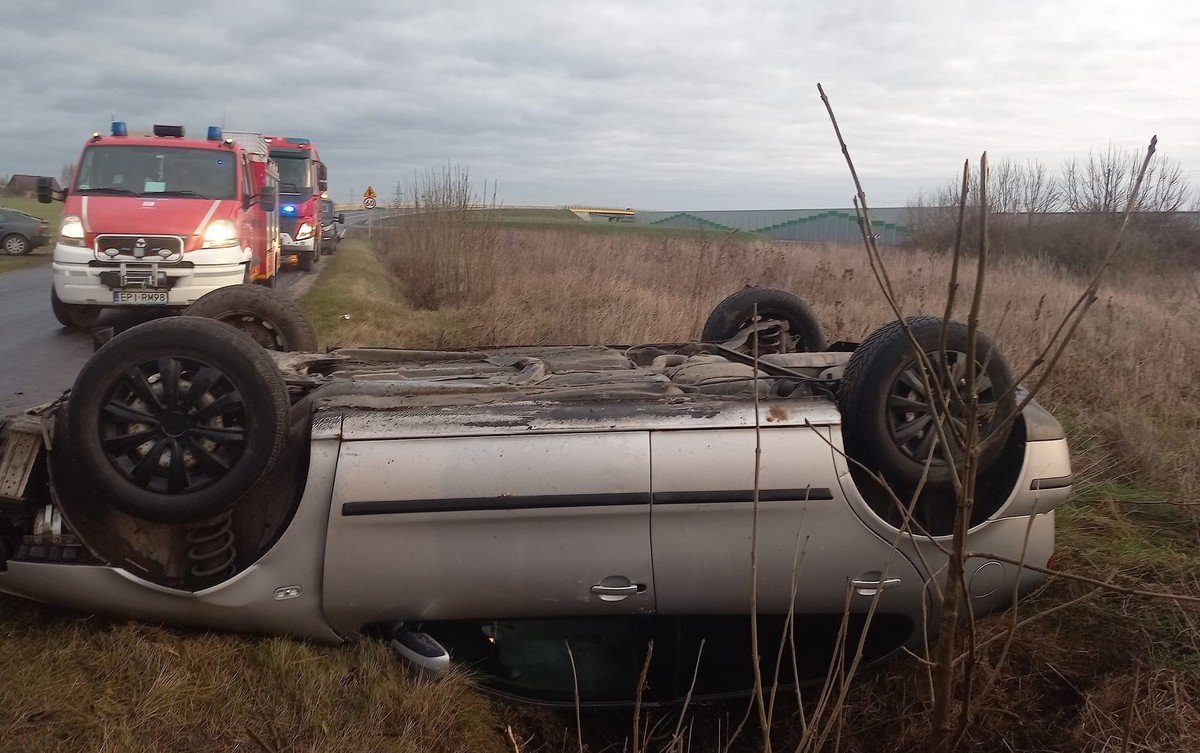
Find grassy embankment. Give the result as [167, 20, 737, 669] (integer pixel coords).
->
[0, 196, 59, 273]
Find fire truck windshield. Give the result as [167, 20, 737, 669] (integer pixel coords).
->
[74, 145, 236, 200]
[271, 153, 312, 193]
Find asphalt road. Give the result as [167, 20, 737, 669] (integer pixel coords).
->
[0, 261, 317, 415]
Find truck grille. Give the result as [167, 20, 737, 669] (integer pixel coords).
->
[94, 234, 184, 262]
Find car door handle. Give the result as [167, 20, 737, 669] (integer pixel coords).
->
[590, 584, 639, 596]
[850, 575, 902, 596]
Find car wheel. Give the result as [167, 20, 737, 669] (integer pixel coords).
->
[701, 287, 825, 354]
[50, 286, 102, 328]
[2, 233, 31, 255]
[184, 283, 318, 352]
[63, 317, 290, 524]
[297, 251, 314, 272]
[837, 316, 1015, 489]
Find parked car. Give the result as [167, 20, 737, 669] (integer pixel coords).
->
[0, 207, 51, 255]
[320, 199, 345, 253]
[0, 287, 1071, 705]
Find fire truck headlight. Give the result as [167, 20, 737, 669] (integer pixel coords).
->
[60, 215, 85, 246]
[296, 222, 315, 240]
[201, 219, 238, 249]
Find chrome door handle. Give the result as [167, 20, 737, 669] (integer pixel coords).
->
[850, 576, 902, 596]
[590, 584, 639, 596]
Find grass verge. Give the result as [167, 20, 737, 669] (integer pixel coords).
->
[297, 238, 475, 348]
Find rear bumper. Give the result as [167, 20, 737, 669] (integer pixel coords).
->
[52, 243, 250, 307]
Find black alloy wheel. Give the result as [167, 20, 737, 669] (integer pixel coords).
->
[64, 316, 290, 523]
[99, 356, 247, 495]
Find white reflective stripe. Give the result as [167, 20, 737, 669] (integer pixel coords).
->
[80, 195, 90, 232]
[192, 200, 222, 237]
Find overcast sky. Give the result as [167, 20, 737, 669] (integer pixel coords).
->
[3, 0, 1197, 208]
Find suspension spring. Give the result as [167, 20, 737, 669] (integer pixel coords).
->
[185, 510, 237, 580]
[756, 322, 786, 354]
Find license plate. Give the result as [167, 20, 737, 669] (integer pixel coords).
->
[112, 290, 169, 305]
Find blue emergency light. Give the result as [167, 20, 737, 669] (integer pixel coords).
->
[207, 126, 222, 141]
[282, 204, 297, 215]
[111, 121, 127, 137]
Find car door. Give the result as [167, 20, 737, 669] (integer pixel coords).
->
[321, 431, 655, 636]
[650, 425, 927, 620]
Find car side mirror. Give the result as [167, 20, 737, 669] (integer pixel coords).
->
[36, 177, 62, 204]
[336, 213, 345, 224]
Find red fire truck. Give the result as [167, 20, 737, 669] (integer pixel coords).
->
[263, 135, 327, 272]
[42, 123, 282, 328]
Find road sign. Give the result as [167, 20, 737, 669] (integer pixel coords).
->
[363, 186, 377, 200]
[363, 197, 377, 209]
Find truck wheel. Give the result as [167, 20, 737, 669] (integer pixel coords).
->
[62, 317, 290, 524]
[50, 286, 102, 328]
[184, 283, 318, 352]
[701, 287, 825, 354]
[837, 316, 1015, 489]
[297, 251, 314, 272]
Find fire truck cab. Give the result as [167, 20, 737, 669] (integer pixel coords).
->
[264, 135, 326, 272]
[43, 123, 281, 328]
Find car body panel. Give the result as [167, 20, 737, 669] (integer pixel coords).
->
[0, 438, 343, 642]
[322, 432, 655, 633]
[649, 426, 928, 622]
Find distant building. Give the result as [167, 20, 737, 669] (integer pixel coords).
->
[2, 175, 61, 197]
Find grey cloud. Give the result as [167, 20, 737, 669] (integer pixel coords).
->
[2, 0, 1197, 208]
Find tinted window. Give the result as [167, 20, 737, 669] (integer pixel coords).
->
[74, 145, 236, 200]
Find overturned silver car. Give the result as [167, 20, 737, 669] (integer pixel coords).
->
[0, 286, 1071, 703]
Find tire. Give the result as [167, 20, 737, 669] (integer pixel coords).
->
[297, 251, 314, 272]
[184, 284, 317, 352]
[837, 316, 1016, 489]
[50, 286, 102, 328]
[701, 287, 825, 353]
[62, 317, 290, 524]
[2, 234, 30, 255]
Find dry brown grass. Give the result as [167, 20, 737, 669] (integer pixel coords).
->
[0, 596, 506, 753]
